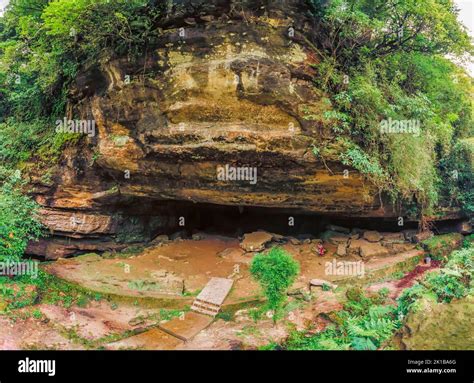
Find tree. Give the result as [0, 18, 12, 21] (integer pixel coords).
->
[250, 247, 300, 321]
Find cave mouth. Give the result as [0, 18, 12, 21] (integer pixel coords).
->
[116, 199, 445, 241]
[26, 199, 466, 260]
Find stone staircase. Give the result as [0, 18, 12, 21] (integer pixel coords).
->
[191, 277, 234, 317]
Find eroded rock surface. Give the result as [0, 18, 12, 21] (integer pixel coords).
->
[400, 296, 474, 350]
[25, 0, 463, 258]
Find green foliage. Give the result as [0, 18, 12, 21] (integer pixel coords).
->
[278, 243, 473, 351]
[397, 244, 473, 313]
[424, 269, 468, 303]
[307, 0, 473, 217]
[0, 119, 80, 166]
[284, 288, 400, 350]
[0, 0, 165, 167]
[0, 269, 99, 312]
[0, 170, 43, 261]
[351, 336, 377, 350]
[339, 139, 389, 189]
[439, 139, 474, 215]
[215, 310, 233, 322]
[250, 247, 300, 320]
[421, 233, 463, 261]
[396, 283, 429, 316]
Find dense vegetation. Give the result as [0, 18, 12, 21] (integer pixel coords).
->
[0, 168, 42, 261]
[277, 241, 473, 350]
[306, 0, 473, 219]
[0, 0, 166, 258]
[0, 0, 164, 166]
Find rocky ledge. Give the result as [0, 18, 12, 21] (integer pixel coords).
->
[25, 0, 468, 258]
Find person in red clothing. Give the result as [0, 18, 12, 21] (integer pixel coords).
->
[316, 243, 326, 256]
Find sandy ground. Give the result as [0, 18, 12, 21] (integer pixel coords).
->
[0, 234, 428, 350]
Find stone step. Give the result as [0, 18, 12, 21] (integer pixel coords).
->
[191, 307, 218, 317]
[191, 302, 220, 317]
[194, 277, 234, 306]
[194, 298, 220, 309]
[191, 300, 220, 310]
[191, 277, 234, 317]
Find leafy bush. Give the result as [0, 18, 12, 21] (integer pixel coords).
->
[284, 288, 400, 350]
[250, 247, 300, 320]
[424, 270, 468, 303]
[0, 170, 43, 261]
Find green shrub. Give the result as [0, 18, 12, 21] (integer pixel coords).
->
[284, 289, 400, 350]
[0, 170, 43, 261]
[250, 247, 300, 321]
[424, 270, 468, 303]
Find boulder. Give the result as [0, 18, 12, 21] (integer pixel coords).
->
[381, 232, 407, 252]
[401, 296, 474, 350]
[381, 232, 405, 242]
[329, 236, 349, 245]
[348, 239, 363, 257]
[128, 317, 146, 327]
[26, 238, 127, 260]
[321, 230, 350, 245]
[359, 241, 389, 259]
[170, 231, 187, 241]
[391, 243, 416, 253]
[413, 230, 434, 243]
[350, 233, 360, 240]
[270, 233, 287, 243]
[349, 239, 389, 258]
[402, 229, 418, 242]
[240, 231, 274, 252]
[150, 234, 169, 245]
[363, 230, 383, 242]
[336, 243, 347, 257]
[309, 279, 337, 290]
[351, 228, 365, 235]
[289, 237, 301, 245]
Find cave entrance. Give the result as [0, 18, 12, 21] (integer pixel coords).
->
[132, 200, 424, 239]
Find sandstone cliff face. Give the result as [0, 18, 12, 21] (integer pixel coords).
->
[28, 0, 395, 258]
